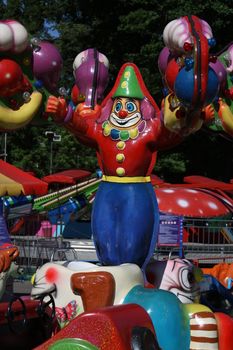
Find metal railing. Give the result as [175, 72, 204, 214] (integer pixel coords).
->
[183, 218, 233, 245]
[9, 214, 233, 266]
[155, 217, 233, 263]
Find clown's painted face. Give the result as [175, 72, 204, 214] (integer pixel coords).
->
[109, 97, 142, 128]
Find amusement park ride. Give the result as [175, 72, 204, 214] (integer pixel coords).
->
[0, 15, 233, 350]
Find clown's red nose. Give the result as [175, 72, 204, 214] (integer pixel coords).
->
[118, 110, 128, 118]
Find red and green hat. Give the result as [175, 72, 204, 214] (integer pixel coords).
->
[101, 62, 160, 115]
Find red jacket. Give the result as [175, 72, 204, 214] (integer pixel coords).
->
[64, 110, 182, 178]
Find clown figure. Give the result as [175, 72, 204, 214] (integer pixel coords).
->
[46, 62, 202, 268]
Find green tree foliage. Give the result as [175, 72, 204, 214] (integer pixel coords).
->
[6, 126, 97, 177]
[1, 0, 233, 181]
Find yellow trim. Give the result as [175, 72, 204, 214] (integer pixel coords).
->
[0, 173, 24, 196]
[102, 175, 151, 183]
[183, 303, 212, 315]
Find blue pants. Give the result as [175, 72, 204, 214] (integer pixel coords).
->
[92, 181, 159, 267]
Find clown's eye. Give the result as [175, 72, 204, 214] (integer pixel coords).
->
[115, 101, 122, 112]
[126, 101, 136, 113]
[178, 268, 195, 291]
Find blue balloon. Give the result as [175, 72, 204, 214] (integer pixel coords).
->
[174, 66, 219, 107]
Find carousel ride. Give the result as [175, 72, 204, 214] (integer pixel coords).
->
[0, 15, 233, 349]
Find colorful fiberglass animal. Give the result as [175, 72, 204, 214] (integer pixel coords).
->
[31, 260, 233, 350]
[46, 15, 226, 269]
[31, 261, 144, 328]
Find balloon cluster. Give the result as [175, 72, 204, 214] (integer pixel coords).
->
[159, 16, 219, 107]
[0, 20, 63, 131]
[158, 16, 233, 137]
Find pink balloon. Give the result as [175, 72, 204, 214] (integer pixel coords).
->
[33, 41, 63, 92]
[209, 59, 227, 91]
[158, 47, 173, 76]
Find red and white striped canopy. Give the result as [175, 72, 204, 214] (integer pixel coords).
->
[0, 160, 48, 196]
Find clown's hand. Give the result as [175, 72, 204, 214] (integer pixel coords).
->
[46, 96, 68, 123]
[76, 102, 101, 119]
[0, 244, 19, 273]
[202, 104, 215, 124]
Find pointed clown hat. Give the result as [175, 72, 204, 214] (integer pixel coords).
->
[101, 63, 160, 114]
[113, 65, 144, 99]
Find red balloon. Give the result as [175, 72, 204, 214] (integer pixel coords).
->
[164, 58, 180, 92]
[0, 59, 23, 97]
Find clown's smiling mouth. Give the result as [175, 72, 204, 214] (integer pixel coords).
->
[109, 112, 141, 128]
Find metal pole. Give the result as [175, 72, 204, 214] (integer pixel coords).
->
[4, 133, 7, 161]
[50, 140, 53, 174]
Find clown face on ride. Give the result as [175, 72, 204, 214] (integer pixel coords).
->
[97, 64, 157, 128]
[159, 258, 202, 303]
[109, 97, 142, 128]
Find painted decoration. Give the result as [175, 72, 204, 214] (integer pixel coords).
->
[183, 304, 219, 350]
[146, 258, 202, 303]
[31, 261, 144, 327]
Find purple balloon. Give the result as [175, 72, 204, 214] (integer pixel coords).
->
[73, 48, 109, 108]
[158, 47, 173, 76]
[33, 41, 63, 93]
[209, 59, 227, 91]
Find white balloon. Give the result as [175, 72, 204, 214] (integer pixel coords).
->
[163, 19, 177, 47]
[0, 23, 13, 51]
[7, 21, 28, 53]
